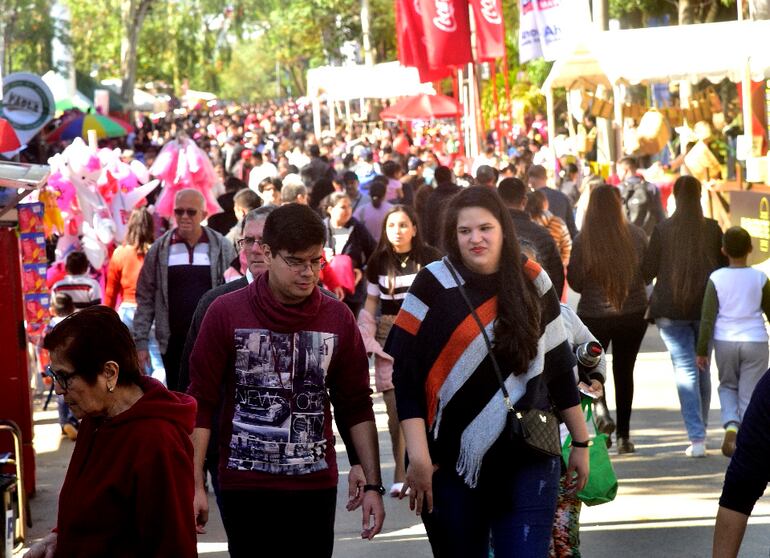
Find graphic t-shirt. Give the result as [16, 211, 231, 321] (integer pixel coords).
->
[229, 329, 337, 476]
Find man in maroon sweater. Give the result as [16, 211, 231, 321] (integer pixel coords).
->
[187, 203, 384, 557]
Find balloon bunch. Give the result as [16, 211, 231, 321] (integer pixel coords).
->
[149, 136, 222, 218]
[44, 138, 159, 269]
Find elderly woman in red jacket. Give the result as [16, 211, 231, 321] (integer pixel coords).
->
[26, 306, 197, 558]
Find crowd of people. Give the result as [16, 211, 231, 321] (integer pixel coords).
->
[23, 99, 770, 558]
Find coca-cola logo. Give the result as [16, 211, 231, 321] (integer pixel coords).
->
[480, 0, 502, 24]
[432, 0, 457, 32]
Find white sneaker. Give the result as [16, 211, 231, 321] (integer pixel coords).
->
[685, 442, 706, 458]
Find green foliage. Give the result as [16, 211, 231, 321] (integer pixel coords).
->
[2, 0, 58, 75]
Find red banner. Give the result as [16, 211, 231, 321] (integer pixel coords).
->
[469, 0, 506, 60]
[396, 0, 453, 82]
[417, 0, 473, 70]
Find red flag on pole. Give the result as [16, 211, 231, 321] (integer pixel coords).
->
[396, 0, 452, 81]
[469, 0, 506, 60]
[416, 0, 473, 70]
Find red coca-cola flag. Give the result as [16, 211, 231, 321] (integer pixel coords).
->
[469, 0, 506, 60]
[416, 0, 473, 70]
[396, 0, 453, 81]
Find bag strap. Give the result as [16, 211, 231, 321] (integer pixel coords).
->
[443, 257, 514, 412]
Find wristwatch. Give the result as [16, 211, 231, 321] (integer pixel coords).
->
[571, 439, 593, 448]
[363, 483, 386, 495]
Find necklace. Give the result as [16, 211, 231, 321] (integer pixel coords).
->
[394, 251, 412, 269]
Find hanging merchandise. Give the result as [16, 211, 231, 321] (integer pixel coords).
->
[636, 109, 670, 155]
[18, 202, 50, 336]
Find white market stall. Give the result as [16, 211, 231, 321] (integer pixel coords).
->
[541, 19, 770, 163]
[305, 61, 435, 137]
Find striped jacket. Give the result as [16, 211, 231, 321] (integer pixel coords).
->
[386, 256, 579, 487]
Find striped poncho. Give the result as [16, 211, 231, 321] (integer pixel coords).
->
[386, 256, 579, 488]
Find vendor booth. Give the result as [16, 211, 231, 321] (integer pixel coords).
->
[305, 61, 435, 137]
[542, 19, 770, 165]
[542, 19, 770, 227]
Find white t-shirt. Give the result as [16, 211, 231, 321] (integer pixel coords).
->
[711, 267, 770, 342]
[248, 162, 278, 191]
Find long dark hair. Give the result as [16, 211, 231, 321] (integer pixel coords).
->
[442, 187, 541, 375]
[669, 176, 713, 312]
[370, 205, 431, 295]
[125, 207, 154, 256]
[580, 185, 637, 310]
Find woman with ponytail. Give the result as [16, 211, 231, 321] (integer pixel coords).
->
[642, 176, 727, 457]
[386, 187, 589, 557]
[354, 176, 393, 242]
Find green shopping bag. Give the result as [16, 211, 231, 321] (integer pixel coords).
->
[562, 397, 619, 506]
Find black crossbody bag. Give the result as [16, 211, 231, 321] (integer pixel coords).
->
[444, 258, 562, 458]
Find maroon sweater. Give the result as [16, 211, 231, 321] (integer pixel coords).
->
[187, 271, 374, 492]
[55, 376, 197, 557]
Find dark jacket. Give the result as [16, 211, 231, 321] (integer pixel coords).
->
[422, 181, 461, 248]
[568, 224, 649, 318]
[538, 186, 577, 239]
[509, 209, 564, 297]
[720, 368, 770, 515]
[619, 176, 666, 237]
[642, 217, 726, 320]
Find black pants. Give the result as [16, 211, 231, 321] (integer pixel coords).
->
[220, 487, 337, 557]
[580, 312, 647, 439]
[161, 333, 186, 391]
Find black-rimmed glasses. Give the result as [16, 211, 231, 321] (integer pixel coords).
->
[45, 365, 78, 391]
[277, 253, 326, 273]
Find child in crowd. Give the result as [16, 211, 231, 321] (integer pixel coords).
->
[45, 293, 79, 440]
[51, 251, 101, 308]
[696, 226, 770, 457]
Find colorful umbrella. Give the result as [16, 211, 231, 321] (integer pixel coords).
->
[380, 94, 461, 121]
[0, 117, 21, 152]
[45, 112, 133, 143]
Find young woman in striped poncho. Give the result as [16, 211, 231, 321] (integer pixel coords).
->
[386, 187, 590, 557]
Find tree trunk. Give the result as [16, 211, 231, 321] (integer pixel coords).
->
[704, 0, 720, 22]
[678, 0, 694, 24]
[120, 0, 152, 120]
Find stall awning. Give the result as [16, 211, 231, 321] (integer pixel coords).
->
[543, 19, 770, 91]
[306, 62, 435, 101]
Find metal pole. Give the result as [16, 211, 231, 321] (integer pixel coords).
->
[360, 0, 374, 65]
[738, 0, 753, 168]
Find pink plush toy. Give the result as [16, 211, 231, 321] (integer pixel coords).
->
[150, 138, 222, 218]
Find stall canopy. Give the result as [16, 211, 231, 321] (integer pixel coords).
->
[543, 19, 770, 91]
[380, 94, 461, 121]
[306, 62, 435, 101]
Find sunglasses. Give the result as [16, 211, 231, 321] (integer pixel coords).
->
[45, 365, 78, 391]
[174, 208, 199, 217]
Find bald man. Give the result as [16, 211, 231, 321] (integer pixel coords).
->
[134, 189, 237, 390]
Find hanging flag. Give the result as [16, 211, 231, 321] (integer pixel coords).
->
[518, 0, 543, 63]
[469, 0, 506, 60]
[519, 0, 590, 63]
[396, 0, 452, 82]
[417, 0, 473, 70]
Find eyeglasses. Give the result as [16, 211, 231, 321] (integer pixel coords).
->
[174, 208, 199, 217]
[46, 365, 78, 391]
[237, 236, 260, 249]
[277, 252, 326, 273]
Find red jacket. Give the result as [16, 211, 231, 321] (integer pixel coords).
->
[55, 376, 197, 557]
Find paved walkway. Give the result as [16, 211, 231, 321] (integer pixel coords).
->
[15, 325, 770, 557]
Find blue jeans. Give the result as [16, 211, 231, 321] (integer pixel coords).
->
[118, 304, 165, 382]
[422, 455, 561, 557]
[58, 395, 78, 428]
[656, 319, 711, 442]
